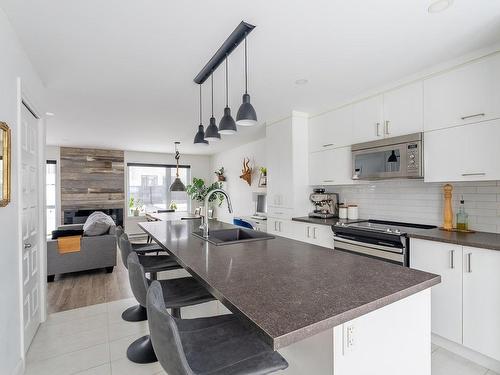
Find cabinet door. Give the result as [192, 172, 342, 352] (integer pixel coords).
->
[424, 56, 496, 131]
[331, 146, 354, 185]
[311, 225, 334, 249]
[424, 119, 500, 182]
[463, 246, 500, 361]
[309, 105, 353, 152]
[352, 95, 383, 143]
[309, 149, 335, 185]
[383, 81, 423, 137]
[266, 119, 292, 207]
[410, 239, 463, 344]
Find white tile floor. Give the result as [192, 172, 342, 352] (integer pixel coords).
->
[26, 298, 499, 375]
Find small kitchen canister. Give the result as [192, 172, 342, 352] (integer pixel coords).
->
[347, 205, 359, 220]
[338, 205, 348, 219]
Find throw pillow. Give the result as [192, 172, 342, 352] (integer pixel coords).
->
[83, 211, 116, 236]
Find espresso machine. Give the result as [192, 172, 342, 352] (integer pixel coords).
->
[308, 189, 339, 219]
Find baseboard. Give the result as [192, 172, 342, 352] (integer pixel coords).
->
[13, 358, 25, 375]
[432, 333, 500, 372]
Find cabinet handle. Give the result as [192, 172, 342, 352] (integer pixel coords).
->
[322, 143, 334, 148]
[313, 227, 317, 239]
[461, 113, 485, 120]
[384, 120, 390, 135]
[323, 179, 334, 182]
[278, 222, 282, 232]
[274, 221, 278, 231]
[376, 123, 381, 137]
[449, 250, 455, 269]
[306, 226, 310, 238]
[466, 253, 472, 273]
[461, 172, 486, 177]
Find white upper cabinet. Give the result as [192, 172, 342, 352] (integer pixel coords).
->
[383, 81, 424, 137]
[309, 105, 353, 152]
[309, 146, 353, 186]
[425, 119, 500, 182]
[424, 53, 500, 131]
[463, 246, 500, 361]
[351, 95, 384, 144]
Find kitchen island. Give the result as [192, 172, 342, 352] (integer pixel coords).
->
[139, 219, 440, 375]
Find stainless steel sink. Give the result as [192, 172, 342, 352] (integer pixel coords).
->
[192, 228, 274, 246]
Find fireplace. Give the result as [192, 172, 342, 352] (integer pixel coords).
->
[64, 208, 124, 227]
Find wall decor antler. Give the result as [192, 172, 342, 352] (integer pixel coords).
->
[239, 157, 252, 186]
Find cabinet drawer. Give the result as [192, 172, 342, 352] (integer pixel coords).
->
[267, 207, 293, 220]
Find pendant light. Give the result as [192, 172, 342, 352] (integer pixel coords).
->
[236, 35, 257, 126]
[205, 73, 221, 141]
[170, 142, 186, 191]
[193, 84, 209, 146]
[218, 55, 237, 135]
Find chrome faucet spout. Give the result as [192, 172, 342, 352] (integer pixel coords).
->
[201, 188, 233, 238]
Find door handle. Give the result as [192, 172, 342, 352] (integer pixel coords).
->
[466, 253, 472, 273]
[449, 250, 454, 269]
[376, 123, 381, 137]
[24, 243, 32, 249]
[461, 113, 485, 120]
[384, 120, 390, 135]
[306, 226, 310, 238]
[278, 222, 282, 232]
[313, 227, 317, 239]
[461, 173, 486, 177]
[274, 221, 278, 231]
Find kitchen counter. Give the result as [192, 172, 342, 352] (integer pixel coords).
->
[292, 216, 365, 226]
[139, 219, 440, 350]
[407, 227, 500, 251]
[145, 211, 202, 222]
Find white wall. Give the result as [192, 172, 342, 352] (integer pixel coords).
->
[209, 138, 267, 224]
[329, 180, 500, 233]
[0, 8, 46, 375]
[124, 150, 211, 234]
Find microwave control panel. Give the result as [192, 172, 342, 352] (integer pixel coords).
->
[407, 143, 419, 172]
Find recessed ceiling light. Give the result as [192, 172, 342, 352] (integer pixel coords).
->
[45, 112, 55, 116]
[295, 79, 308, 85]
[428, 0, 453, 13]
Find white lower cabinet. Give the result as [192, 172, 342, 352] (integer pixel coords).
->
[410, 239, 463, 344]
[268, 218, 294, 239]
[410, 238, 500, 361]
[463, 246, 500, 361]
[296, 222, 334, 248]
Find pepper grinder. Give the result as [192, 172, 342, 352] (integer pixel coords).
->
[443, 184, 453, 230]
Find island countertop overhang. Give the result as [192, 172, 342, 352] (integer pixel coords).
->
[139, 219, 440, 350]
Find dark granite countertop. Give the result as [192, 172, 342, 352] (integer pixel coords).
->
[139, 220, 440, 350]
[292, 216, 366, 226]
[407, 228, 500, 251]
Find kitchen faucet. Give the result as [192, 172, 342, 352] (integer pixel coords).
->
[201, 188, 233, 238]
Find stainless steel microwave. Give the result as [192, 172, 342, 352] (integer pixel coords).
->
[351, 133, 423, 180]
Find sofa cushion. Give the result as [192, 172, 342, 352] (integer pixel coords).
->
[51, 229, 85, 240]
[83, 211, 116, 236]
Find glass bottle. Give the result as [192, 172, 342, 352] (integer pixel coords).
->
[456, 197, 468, 231]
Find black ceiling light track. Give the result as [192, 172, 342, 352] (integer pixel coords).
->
[193, 21, 255, 85]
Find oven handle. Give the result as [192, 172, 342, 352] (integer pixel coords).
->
[333, 235, 404, 254]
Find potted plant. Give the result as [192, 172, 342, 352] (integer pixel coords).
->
[169, 201, 177, 211]
[186, 177, 225, 209]
[258, 166, 267, 187]
[214, 167, 226, 182]
[129, 197, 142, 216]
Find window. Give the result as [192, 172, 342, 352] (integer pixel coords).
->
[46, 160, 57, 235]
[127, 163, 190, 215]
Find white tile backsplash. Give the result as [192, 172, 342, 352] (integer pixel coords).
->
[329, 180, 500, 233]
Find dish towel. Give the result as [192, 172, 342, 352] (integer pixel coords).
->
[57, 235, 81, 254]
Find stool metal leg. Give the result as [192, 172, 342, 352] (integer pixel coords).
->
[127, 335, 157, 364]
[121, 304, 147, 322]
[171, 307, 181, 318]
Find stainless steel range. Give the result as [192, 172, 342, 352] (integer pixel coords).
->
[332, 219, 436, 266]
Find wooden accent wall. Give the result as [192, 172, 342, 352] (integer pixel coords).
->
[60, 147, 125, 211]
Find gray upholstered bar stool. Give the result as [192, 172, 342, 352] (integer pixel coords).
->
[146, 281, 289, 375]
[118, 233, 182, 322]
[116, 225, 164, 254]
[127, 252, 215, 364]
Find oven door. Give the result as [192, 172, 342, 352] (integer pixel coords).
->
[352, 143, 408, 180]
[333, 234, 406, 265]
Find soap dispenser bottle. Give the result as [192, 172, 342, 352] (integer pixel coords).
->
[456, 196, 469, 231]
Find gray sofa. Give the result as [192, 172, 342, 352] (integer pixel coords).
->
[47, 224, 117, 281]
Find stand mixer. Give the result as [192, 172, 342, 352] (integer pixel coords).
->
[308, 190, 339, 219]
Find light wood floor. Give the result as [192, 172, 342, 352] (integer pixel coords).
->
[47, 252, 133, 314]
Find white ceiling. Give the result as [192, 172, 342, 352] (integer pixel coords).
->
[2, 0, 500, 154]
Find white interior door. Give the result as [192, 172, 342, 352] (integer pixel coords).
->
[21, 102, 41, 352]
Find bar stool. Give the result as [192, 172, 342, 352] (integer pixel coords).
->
[126, 252, 215, 364]
[146, 280, 289, 374]
[118, 233, 181, 322]
[116, 225, 164, 254]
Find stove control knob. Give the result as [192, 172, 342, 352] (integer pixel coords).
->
[394, 229, 401, 234]
[386, 228, 392, 233]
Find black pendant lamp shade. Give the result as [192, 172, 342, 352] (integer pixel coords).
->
[236, 36, 257, 126]
[204, 74, 221, 141]
[193, 85, 209, 146]
[170, 142, 186, 191]
[218, 56, 237, 135]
